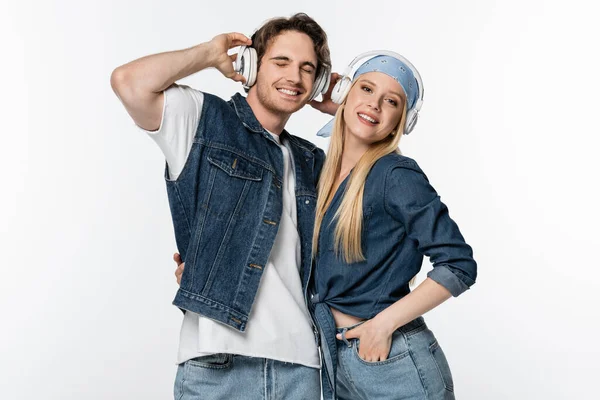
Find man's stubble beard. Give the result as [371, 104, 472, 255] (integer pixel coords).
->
[255, 80, 305, 118]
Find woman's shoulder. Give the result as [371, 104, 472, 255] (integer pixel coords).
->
[372, 152, 424, 176]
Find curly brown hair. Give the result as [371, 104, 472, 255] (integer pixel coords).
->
[251, 13, 331, 79]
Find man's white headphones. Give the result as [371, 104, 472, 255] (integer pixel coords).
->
[331, 50, 424, 135]
[234, 45, 331, 102]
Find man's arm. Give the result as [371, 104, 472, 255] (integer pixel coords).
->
[110, 33, 251, 131]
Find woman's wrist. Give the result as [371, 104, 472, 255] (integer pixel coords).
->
[373, 309, 403, 336]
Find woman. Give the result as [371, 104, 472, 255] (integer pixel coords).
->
[308, 52, 477, 400]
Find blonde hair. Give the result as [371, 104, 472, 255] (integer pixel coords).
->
[312, 81, 407, 263]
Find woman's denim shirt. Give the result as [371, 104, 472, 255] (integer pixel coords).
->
[309, 152, 477, 398]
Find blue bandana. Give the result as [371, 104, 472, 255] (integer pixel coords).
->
[316, 55, 420, 138]
[354, 55, 419, 110]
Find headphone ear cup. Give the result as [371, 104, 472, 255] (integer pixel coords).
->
[331, 77, 351, 104]
[404, 110, 419, 135]
[235, 46, 257, 89]
[246, 47, 257, 87]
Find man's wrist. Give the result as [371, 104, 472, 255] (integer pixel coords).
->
[189, 42, 217, 70]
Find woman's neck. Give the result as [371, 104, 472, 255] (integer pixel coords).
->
[340, 131, 369, 177]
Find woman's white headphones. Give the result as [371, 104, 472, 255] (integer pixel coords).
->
[234, 45, 331, 102]
[331, 50, 425, 135]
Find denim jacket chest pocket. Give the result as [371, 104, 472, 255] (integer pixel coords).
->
[207, 148, 264, 181]
[203, 148, 266, 222]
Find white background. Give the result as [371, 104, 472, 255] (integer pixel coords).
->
[2, 0, 599, 399]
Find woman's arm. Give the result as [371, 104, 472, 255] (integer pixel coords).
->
[341, 160, 477, 362]
[339, 278, 451, 362]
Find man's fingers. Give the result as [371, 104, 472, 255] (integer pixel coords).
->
[229, 73, 246, 84]
[230, 39, 252, 47]
[173, 252, 183, 266]
[175, 263, 184, 285]
[227, 32, 252, 47]
[325, 72, 341, 94]
[309, 100, 324, 111]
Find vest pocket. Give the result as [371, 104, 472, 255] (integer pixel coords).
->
[203, 148, 265, 222]
[207, 148, 263, 181]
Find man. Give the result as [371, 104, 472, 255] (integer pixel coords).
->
[110, 13, 331, 399]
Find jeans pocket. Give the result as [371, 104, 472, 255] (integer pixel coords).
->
[186, 353, 233, 369]
[353, 331, 410, 366]
[429, 340, 454, 392]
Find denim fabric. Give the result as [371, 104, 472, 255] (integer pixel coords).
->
[310, 152, 476, 398]
[334, 317, 455, 400]
[168, 92, 325, 332]
[174, 354, 321, 400]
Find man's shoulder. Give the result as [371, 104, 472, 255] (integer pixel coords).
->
[201, 91, 235, 109]
[285, 133, 323, 154]
[195, 92, 242, 125]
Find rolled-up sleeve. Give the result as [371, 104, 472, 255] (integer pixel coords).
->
[384, 160, 477, 296]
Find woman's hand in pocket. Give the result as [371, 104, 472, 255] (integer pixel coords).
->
[338, 318, 395, 362]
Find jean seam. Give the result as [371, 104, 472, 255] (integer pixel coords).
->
[176, 365, 185, 400]
[339, 342, 362, 397]
[263, 359, 268, 400]
[429, 341, 454, 393]
[404, 323, 427, 338]
[406, 331, 430, 398]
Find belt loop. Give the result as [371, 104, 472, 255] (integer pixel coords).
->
[341, 328, 352, 348]
[310, 293, 320, 304]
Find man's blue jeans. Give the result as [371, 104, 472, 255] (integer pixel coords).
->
[174, 353, 321, 399]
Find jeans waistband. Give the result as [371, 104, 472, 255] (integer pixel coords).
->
[335, 316, 426, 335]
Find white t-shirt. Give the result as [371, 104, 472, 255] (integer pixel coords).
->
[141, 84, 320, 368]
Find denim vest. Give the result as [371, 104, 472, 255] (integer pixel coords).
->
[168, 92, 325, 332]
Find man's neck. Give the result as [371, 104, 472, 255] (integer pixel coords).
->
[246, 90, 291, 135]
